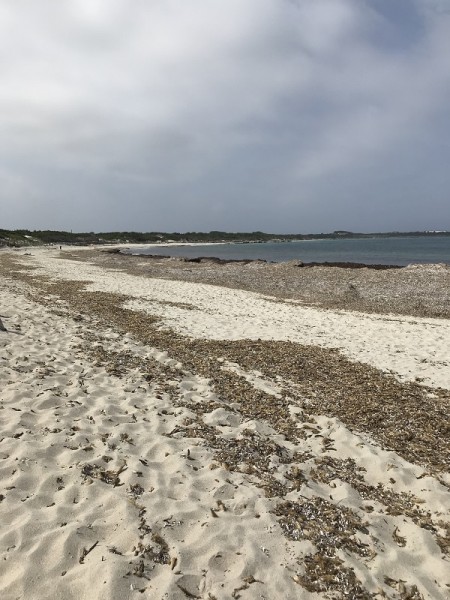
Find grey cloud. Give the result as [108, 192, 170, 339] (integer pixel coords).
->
[1, 0, 449, 232]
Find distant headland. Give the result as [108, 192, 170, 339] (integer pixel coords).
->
[1, 228, 449, 247]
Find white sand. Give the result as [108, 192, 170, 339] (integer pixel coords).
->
[27, 248, 450, 388]
[1, 248, 449, 599]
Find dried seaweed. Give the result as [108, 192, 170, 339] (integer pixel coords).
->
[274, 496, 373, 558]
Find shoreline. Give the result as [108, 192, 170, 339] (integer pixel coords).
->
[67, 246, 450, 320]
[114, 249, 404, 270]
[117, 241, 450, 268]
[1, 247, 449, 599]
[3, 237, 450, 269]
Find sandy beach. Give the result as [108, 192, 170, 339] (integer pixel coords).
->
[1, 247, 449, 600]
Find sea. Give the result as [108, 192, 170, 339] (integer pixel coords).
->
[125, 236, 450, 267]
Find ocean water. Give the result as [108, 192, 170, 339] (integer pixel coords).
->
[127, 236, 450, 266]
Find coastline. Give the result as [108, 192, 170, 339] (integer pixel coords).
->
[1, 247, 449, 599]
[119, 237, 450, 268]
[3, 232, 450, 268]
[75, 246, 450, 319]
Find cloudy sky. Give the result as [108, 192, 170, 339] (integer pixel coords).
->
[1, 0, 449, 233]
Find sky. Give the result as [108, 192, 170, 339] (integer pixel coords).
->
[1, 0, 450, 234]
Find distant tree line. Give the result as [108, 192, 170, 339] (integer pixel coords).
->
[0, 228, 449, 247]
